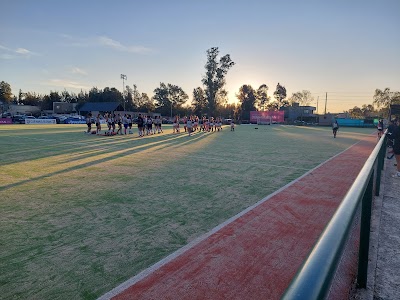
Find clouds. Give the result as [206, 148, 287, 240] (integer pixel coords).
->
[43, 79, 91, 90]
[60, 34, 153, 54]
[70, 67, 88, 76]
[0, 45, 37, 59]
[97, 36, 153, 54]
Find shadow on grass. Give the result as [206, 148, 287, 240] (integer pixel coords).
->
[0, 131, 213, 192]
[0, 129, 200, 167]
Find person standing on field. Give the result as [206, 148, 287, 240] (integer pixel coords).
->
[332, 120, 339, 138]
[96, 113, 101, 134]
[86, 113, 92, 133]
[187, 116, 193, 136]
[137, 114, 144, 137]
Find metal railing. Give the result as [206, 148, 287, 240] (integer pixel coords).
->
[282, 134, 387, 300]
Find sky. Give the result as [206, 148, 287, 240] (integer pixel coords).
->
[1, 0, 399, 113]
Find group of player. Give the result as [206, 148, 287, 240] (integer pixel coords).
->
[85, 113, 163, 136]
[172, 116, 227, 136]
[86, 113, 234, 137]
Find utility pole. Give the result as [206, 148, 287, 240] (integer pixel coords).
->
[132, 84, 137, 112]
[120, 74, 127, 111]
[316, 96, 319, 114]
[324, 92, 327, 115]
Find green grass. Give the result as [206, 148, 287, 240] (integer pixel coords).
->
[0, 124, 375, 299]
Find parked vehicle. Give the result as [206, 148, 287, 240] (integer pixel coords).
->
[64, 117, 85, 124]
[12, 115, 26, 124]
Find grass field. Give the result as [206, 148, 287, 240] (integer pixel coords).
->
[0, 124, 374, 299]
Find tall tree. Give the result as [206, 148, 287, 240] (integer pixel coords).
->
[0, 81, 12, 103]
[201, 47, 235, 114]
[21, 92, 41, 106]
[141, 93, 155, 112]
[153, 83, 188, 117]
[273, 83, 287, 108]
[348, 106, 364, 119]
[361, 104, 375, 117]
[236, 84, 257, 120]
[256, 84, 270, 110]
[153, 83, 171, 116]
[102, 87, 123, 103]
[124, 85, 135, 111]
[373, 88, 400, 108]
[218, 103, 238, 119]
[168, 84, 188, 113]
[373, 88, 400, 117]
[288, 90, 314, 106]
[192, 87, 207, 116]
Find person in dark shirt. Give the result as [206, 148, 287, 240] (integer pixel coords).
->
[332, 120, 339, 138]
[386, 119, 396, 159]
[137, 114, 144, 137]
[391, 119, 400, 178]
[377, 119, 384, 139]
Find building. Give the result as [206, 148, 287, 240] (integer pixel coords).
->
[53, 102, 77, 114]
[282, 103, 317, 123]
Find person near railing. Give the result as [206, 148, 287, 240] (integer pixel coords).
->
[392, 118, 400, 178]
[377, 119, 384, 139]
[387, 119, 396, 159]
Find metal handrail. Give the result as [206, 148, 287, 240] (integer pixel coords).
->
[282, 134, 387, 300]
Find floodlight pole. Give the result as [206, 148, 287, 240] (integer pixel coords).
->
[121, 74, 127, 111]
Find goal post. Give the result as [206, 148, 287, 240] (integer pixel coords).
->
[257, 116, 272, 125]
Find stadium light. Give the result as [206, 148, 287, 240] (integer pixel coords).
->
[121, 74, 127, 111]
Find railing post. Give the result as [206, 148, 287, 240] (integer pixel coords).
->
[357, 170, 374, 288]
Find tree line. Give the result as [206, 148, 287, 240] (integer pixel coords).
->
[1, 47, 399, 119]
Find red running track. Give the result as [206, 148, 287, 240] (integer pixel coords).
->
[99, 135, 376, 300]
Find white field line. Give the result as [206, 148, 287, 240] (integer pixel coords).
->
[170, 153, 312, 171]
[97, 136, 369, 300]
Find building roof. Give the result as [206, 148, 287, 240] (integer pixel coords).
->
[79, 102, 122, 112]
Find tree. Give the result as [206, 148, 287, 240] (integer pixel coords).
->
[273, 83, 287, 108]
[192, 87, 207, 116]
[373, 88, 400, 107]
[88, 87, 101, 102]
[141, 93, 155, 112]
[102, 87, 123, 103]
[218, 103, 237, 119]
[153, 83, 171, 116]
[266, 101, 280, 111]
[0, 81, 12, 104]
[124, 85, 135, 111]
[153, 83, 188, 117]
[201, 47, 235, 114]
[361, 104, 375, 117]
[288, 90, 314, 106]
[168, 84, 188, 112]
[236, 84, 257, 120]
[373, 88, 400, 117]
[256, 84, 270, 110]
[21, 92, 41, 106]
[41, 91, 61, 110]
[348, 106, 364, 119]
